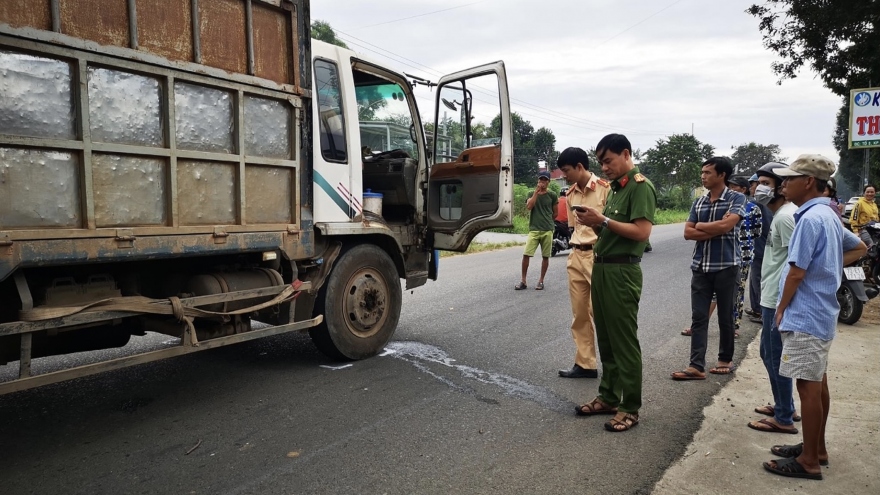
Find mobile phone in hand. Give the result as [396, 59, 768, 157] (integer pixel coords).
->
[571, 205, 588, 212]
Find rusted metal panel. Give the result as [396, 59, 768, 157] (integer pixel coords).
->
[177, 160, 237, 225]
[92, 154, 168, 227]
[135, 0, 193, 62]
[60, 0, 130, 48]
[246, 165, 292, 223]
[0, 0, 52, 30]
[199, 0, 247, 74]
[252, 3, 290, 85]
[0, 147, 82, 229]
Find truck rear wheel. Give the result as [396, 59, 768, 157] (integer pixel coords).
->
[309, 244, 401, 360]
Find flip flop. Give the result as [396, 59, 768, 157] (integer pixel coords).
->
[709, 365, 736, 375]
[770, 443, 829, 466]
[748, 418, 799, 434]
[514, 282, 527, 290]
[671, 368, 706, 380]
[755, 405, 802, 422]
[535, 282, 544, 290]
[681, 328, 692, 336]
[763, 457, 823, 480]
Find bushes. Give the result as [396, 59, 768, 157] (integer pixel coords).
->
[656, 185, 695, 211]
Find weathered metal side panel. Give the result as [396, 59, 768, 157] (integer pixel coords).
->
[136, 0, 194, 62]
[198, 0, 247, 75]
[0, 1, 313, 283]
[60, 0, 130, 49]
[0, 148, 82, 228]
[246, 166, 293, 223]
[178, 160, 237, 225]
[252, 2, 290, 85]
[0, 0, 51, 31]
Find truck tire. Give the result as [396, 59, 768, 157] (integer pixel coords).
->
[309, 244, 402, 360]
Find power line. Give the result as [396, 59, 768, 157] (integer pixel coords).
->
[336, 31, 675, 136]
[343, 2, 485, 31]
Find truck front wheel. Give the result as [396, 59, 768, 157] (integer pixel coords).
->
[309, 244, 402, 360]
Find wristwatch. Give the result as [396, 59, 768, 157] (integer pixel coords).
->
[601, 217, 610, 229]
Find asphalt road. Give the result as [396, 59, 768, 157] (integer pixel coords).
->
[0, 223, 760, 495]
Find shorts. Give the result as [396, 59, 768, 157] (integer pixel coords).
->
[524, 230, 552, 258]
[778, 330, 832, 382]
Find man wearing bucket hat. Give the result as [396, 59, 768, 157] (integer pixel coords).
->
[762, 154, 866, 481]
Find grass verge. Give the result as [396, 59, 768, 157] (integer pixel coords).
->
[440, 241, 524, 258]
[488, 208, 690, 235]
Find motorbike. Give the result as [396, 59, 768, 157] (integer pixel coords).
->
[864, 222, 880, 283]
[838, 262, 879, 325]
[552, 221, 571, 257]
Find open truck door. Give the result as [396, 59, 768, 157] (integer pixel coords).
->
[427, 62, 513, 251]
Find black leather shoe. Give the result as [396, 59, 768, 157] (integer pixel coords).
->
[558, 364, 598, 378]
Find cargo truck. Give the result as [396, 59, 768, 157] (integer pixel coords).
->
[0, 0, 513, 394]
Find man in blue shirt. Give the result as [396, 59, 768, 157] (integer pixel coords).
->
[763, 155, 866, 481]
[672, 157, 746, 380]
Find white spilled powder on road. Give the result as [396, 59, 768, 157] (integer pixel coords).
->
[385, 341, 570, 412]
[319, 364, 353, 370]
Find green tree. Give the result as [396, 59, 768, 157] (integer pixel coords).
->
[311, 20, 348, 48]
[747, 1, 879, 97]
[491, 112, 539, 184]
[730, 142, 784, 175]
[641, 134, 715, 191]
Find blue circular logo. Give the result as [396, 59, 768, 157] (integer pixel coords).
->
[855, 92, 872, 106]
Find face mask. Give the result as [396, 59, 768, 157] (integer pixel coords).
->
[754, 184, 775, 205]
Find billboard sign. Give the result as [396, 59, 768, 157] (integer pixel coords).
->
[850, 87, 880, 149]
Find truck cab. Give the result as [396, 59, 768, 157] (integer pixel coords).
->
[310, 40, 514, 270]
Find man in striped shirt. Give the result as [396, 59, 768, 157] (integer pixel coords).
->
[672, 157, 746, 380]
[763, 155, 865, 481]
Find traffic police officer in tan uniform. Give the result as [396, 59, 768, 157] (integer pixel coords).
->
[555, 147, 610, 378]
[572, 134, 656, 433]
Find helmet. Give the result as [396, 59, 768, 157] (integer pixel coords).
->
[755, 162, 786, 184]
[755, 162, 787, 200]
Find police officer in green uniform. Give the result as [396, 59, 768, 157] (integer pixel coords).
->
[572, 133, 656, 433]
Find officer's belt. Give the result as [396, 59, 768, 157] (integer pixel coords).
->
[595, 255, 641, 264]
[571, 244, 593, 251]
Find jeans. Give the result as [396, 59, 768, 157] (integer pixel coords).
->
[690, 266, 738, 372]
[759, 305, 796, 425]
[749, 257, 763, 314]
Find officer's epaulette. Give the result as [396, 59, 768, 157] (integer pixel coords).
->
[634, 173, 646, 183]
[596, 178, 610, 187]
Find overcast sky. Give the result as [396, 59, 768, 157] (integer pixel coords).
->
[311, 0, 842, 164]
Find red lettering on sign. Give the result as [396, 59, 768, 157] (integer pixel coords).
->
[870, 116, 880, 135]
[858, 116, 867, 135]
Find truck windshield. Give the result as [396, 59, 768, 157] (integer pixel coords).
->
[355, 83, 418, 160]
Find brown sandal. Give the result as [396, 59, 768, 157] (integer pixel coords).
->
[604, 412, 639, 432]
[575, 397, 618, 416]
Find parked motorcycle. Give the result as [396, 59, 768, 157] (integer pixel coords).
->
[838, 263, 879, 325]
[864, 223, 880, 282]
[552, 221, 571, 257]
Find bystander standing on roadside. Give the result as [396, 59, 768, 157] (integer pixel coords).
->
[555, 147, 609, 379]
[850, 184, 878, 248]
[672, 157, 746, 380]
[746, 162, 801, 435]
[571, 134, 655, 433]
[727, 176, 761, 336]
[515, 171, 556, 291]
[762, 155, 866, 481]
[746, 174, 771, 323]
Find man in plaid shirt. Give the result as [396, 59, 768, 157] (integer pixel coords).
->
[672, 157, 747, 380]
